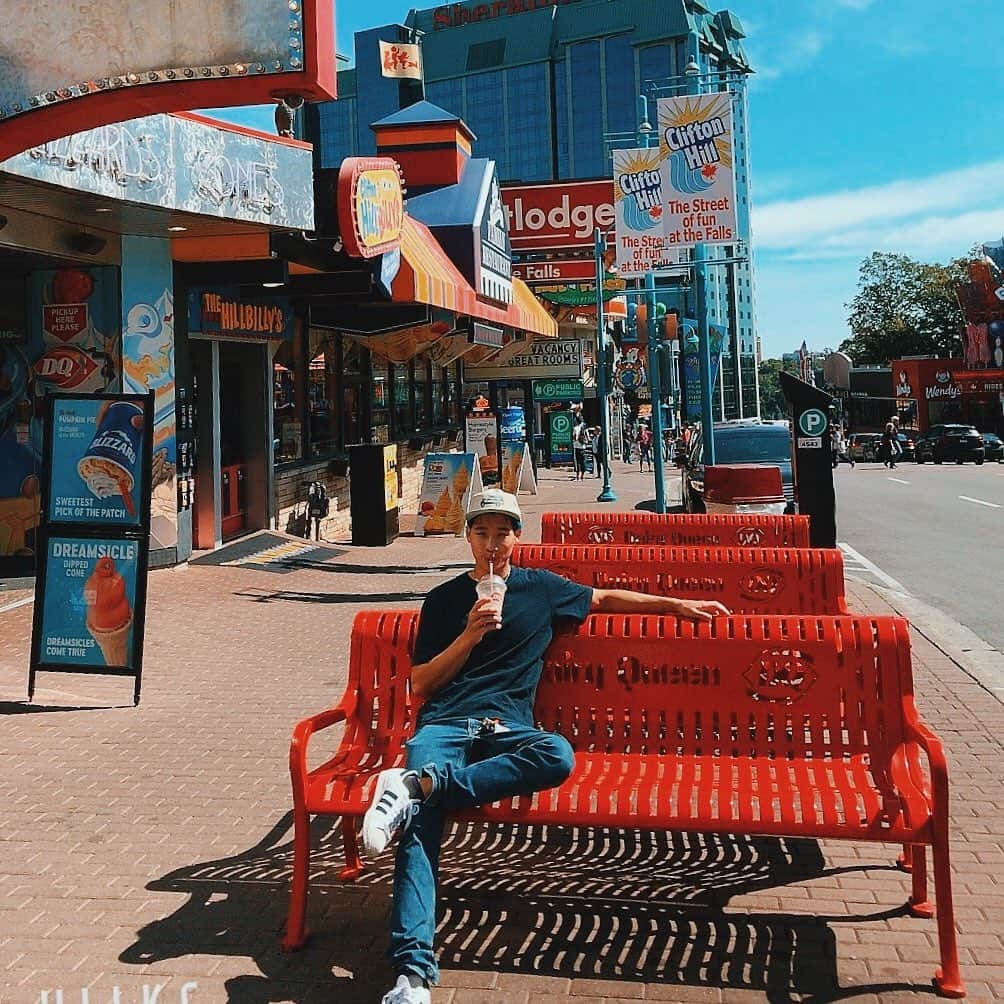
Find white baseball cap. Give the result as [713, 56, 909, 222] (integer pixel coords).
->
[466, 489, 522, 529]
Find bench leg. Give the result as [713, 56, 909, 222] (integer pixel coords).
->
[897, 842, 913, 872]
[339, 816, 365, 882]
[931, 834, 966, 998]
[906, 844, 934, 918]
[281, 805, 312, 953]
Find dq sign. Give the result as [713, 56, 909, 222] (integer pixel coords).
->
[337, 158, 405, 259]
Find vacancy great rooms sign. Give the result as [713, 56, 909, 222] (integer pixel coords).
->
[435, 0, 582, 29]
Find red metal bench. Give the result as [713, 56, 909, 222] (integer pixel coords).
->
[540, 511, 811, 548]
[511, 544, 849, 614]
[284, 610, 964, 996]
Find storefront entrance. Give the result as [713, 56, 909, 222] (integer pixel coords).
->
[190, 339, 271, 550]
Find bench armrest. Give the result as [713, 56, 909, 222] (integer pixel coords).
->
[289, 704, 354, 808]
[896, 697, 950, 822]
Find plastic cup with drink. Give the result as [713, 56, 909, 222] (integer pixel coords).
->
[475, 560, 506, 629]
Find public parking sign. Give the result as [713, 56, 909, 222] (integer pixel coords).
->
[532, 378, 583, 401]
[798, 408, 828, 437]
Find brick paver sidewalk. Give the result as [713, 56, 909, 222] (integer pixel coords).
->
[1, 460, 1001, 1003]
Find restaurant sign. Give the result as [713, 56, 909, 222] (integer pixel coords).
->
[337, 157, 405, 259]
[187, 288, 293, 341]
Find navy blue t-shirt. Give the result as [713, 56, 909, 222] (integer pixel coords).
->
[412, 567, 593, 727]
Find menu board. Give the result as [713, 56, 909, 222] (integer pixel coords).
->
[415, 453, 482, 536]
[37, 536, 141, 669]
[465, 413, 499, 486]
[30, 392, 153, 705]
[47, 397, 148, 527]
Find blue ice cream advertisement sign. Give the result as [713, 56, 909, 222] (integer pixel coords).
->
[48, 398, 147, 527]
[38, 536, 139, 668]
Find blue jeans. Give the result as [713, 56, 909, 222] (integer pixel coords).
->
[388, 718, 575, 984]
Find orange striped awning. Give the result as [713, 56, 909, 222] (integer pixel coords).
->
[394, 216, 555, 338]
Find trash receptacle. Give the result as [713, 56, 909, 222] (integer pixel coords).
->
[704, 465, 787, 516]
[349, 443, 400, 545]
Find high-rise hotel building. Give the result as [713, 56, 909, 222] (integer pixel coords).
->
[308, 0, 759, 418]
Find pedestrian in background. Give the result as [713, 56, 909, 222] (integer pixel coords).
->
[572, 416, 588, 480]
[590, 426, 603, 478]
[622, 420, 634, 463]
[638, 423, 653, 472]
[881, 421, 899, 469]
[831, 425, 854, 468]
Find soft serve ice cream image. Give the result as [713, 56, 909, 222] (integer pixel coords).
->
[83, 556, 133, 665]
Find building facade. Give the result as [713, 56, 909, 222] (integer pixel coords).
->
[309, 0, 760, 421]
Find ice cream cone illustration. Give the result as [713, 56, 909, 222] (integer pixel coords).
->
[84, 556, 133, 665]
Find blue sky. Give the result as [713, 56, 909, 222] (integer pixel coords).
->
[207, 0, 1004, 361]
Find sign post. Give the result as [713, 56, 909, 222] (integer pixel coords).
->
[29, 392, 155, 705]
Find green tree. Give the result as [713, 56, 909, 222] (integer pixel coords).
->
[840, 251, 967, 365]
[757, 358, 787, 418]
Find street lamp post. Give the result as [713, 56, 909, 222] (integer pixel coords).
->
[684, 56, 717, 466]
[637, 95, 668, 513]
[593, 227, 617, 502]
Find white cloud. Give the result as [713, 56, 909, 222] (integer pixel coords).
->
[753, 160, 1004, 256]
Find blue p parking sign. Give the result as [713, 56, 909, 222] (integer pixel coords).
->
[798, 408, 828, 437]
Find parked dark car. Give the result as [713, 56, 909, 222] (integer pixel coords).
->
[915, 424, 985, 464]
[981, 432, 1004, 462]
[681, 421, 794, 513]
[896, 432, 916, 461]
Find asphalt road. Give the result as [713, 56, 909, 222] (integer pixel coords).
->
[834, 455, 1004, 652]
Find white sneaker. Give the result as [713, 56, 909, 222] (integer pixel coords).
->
[362, 768, 419, 855]
[381, 974, 431, 1004]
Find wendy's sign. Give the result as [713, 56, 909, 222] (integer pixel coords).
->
[337, 157, 406, 259]
[0, 0, 336, 161]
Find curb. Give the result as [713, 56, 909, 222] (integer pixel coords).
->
[870, 582, 1004, 706]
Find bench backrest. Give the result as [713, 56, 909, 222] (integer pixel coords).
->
[342, 610, 915, 768]
[540, 511, 811, 548]
[512, 545, 848, 615]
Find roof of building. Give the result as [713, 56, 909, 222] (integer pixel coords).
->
[371, 99, 471, 133]
[406, 157, 493, 227]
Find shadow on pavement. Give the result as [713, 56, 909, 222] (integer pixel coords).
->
[276, 560, 469, 576]
[118, 814, 924, 1003]
[234, 589, 427, 605]
[0, 700, 134, 714]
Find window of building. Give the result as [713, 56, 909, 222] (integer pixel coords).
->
[414, 358, 429, 431]
[273, 337, 303, 464]
[554, 60, 570, 178]
[466, 70, 507, 176]
[316, 98, 357, 170]
[569, 41, 603, 177]
[394, 362, 411, 435]
[467, 39, 506, 71]
[505, 63, 551, 181]
[371, 356, 390, 444]
[426, 78, 465, 118]
[307, 329, 339, 456]
[604, 34, 635, 139]
[341, 336, 365, 447]
[431, 363, 447, 426]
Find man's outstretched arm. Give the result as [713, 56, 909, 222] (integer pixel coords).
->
[590, 589, 730, 621]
